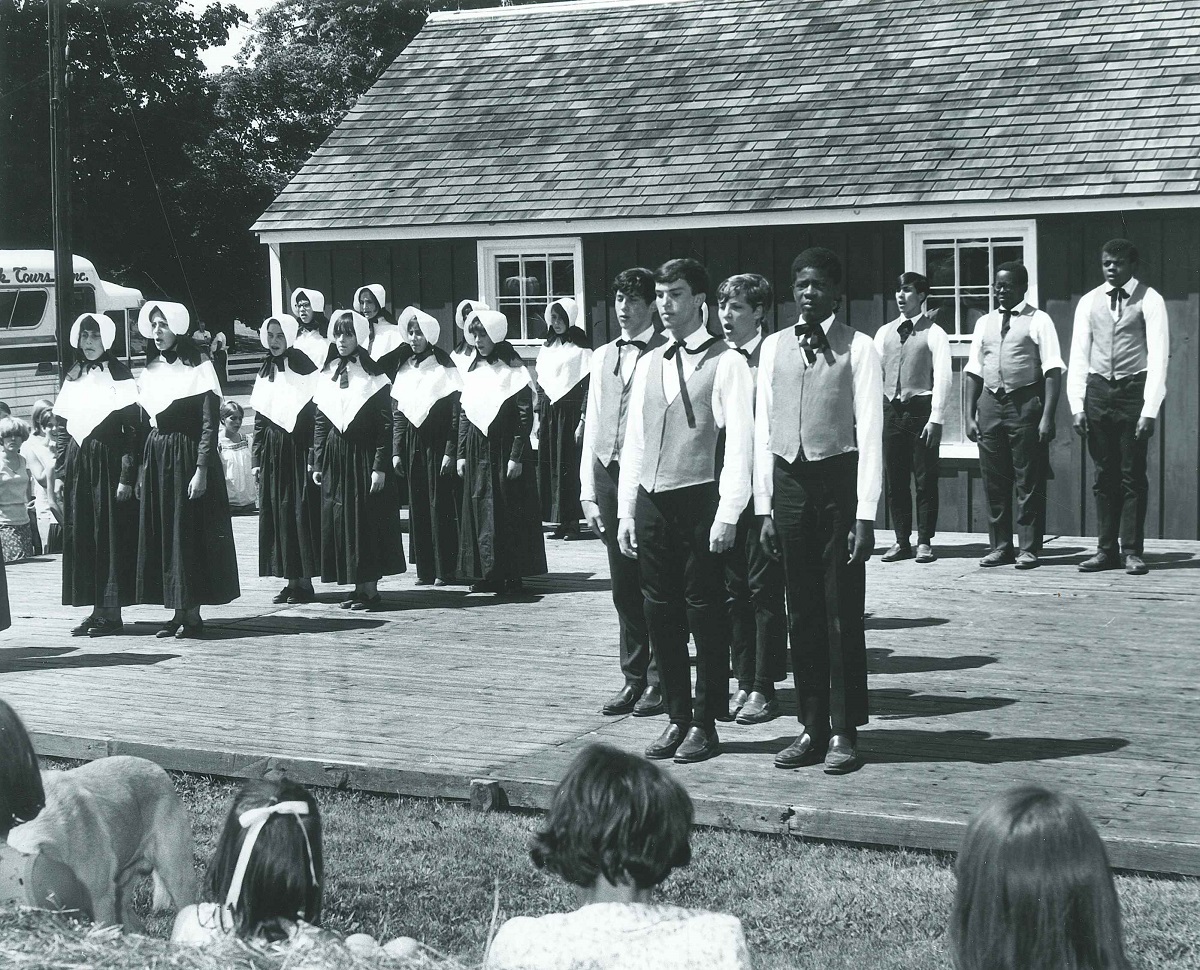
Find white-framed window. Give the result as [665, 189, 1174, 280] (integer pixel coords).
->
[905, 220, 1038, 353]
[478, 238, 584, 345]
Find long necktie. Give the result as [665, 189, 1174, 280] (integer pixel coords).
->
[1000, 308, 1013, 339]
[664, 336, 720, 428]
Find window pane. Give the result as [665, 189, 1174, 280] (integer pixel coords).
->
[925, 248, 955, 290]
[994, 244, 1024, 268]
[499, 259, 523, 297]
[961, 295, 990, 335]
[551, 258, 575, 298]
[925, 298, 954, 335]
[0, 290, 50, 329]
[500, 305, 522, 341]
[74, 285, 96, 315]
[959, 245, 990, 289]
[524, 259, 548, 303]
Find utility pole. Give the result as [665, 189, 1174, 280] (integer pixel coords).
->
[48, 0, 73, 384]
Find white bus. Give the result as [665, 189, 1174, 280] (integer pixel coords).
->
[0, 251, 144, 413]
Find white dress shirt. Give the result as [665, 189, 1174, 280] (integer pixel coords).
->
[578, 324, 655, 505]
[753, 315, 884, 522]
[617, 325, 754, 526]
[728, 330, 763, 364]
[872, 313, 953, 425]
[964, 301, 1066, 380]
[1066, 277, 1169, 419]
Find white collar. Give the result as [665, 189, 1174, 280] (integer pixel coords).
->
[1108, 276, 1138, 295]
[251, 364, 317, 434]
[1002, 301, 1028, 315]
[669, 325, 715, 352]
[729, 331, 762, 355]
[53, 366, 139, 445]
[619, 324, 655, 345]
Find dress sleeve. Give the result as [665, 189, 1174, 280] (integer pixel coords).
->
[252, 410, 267, 470]
[456, 397, 468, 460]
[313, 407, 330, 471]
[392, 399, 409, 461]
[196, 390, 220, 469]
[510, 385, 533, 464]
[53, 416, 70, 477]
[373, 389, 392, 474]
[118, 403, 141, 487]
[444, 392, 460, 460]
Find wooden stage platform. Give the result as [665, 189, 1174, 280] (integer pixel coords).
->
[2, 521, 1197, 875]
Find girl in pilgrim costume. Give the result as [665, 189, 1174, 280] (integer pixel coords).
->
[452, 299, 488, 375]
[135, 300, 240, 638]
[251, 314, 320, 604]
[52, 313, 143, 637]
[312, 310, 405, 609]
[535, 298, 592, 539]
[354, 284, 408, 378]
[290, 288, 330, 369]
[456, 309, 547, 595]
[391, 307, 462, 586]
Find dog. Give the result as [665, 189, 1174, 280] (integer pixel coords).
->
[7, 755, 198, 929]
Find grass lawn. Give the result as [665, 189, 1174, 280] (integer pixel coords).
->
[2, 765, 1197, 969]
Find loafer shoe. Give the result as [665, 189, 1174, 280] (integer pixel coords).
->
[1124, 554, 1149, 575]
[287, 586, 314, 604]
[1014, 552, 1040, 570]
[674, 725, 720, 764]
[645, 723, 685, 760]
[71, 614, 98, 637]
[736, 691, 779, 724]
[87, 617, 124, 638]
[979, 549, 1016, 567]
[351, 594, 382, 611]
[155, 620, 182, 639]
[633, 685, 666, 717]
[774, 732, 826, 769]
[727, 688, 750, 720]
[915, 543, 936, 563]
[824, 734, 860, 774]
[881, 543, 913, 563]
[602, 684, 639, 716]
[271, 586, 291, 605]
[1079, 552, 1120, 572]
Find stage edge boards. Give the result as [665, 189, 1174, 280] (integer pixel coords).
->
[28, 733, 1200, 877]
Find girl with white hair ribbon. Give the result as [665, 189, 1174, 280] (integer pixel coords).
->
[251, 314, 320, 604]
[134, 301, 240, 638]
[456, 309, 546, 595]
[312, 310, 406, 609]
[535, 297, 592, 540]
[354, 283, 408, 378]
[52, 313, 143, 637]
[290, 288, 330, 367]
[392, 307, 463, 586]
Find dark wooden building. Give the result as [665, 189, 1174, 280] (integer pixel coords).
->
[254, 0, 1200, 540]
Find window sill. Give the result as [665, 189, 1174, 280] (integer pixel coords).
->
[939, 442, 979, 461]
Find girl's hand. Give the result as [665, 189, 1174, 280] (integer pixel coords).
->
[312, 470, 323, 486]
[575, 422, 584, 446]
[54, 479, 64, 503]
[456, 459, 466, 478]
[440, 455, 452, 475]
[115, 483, 133, 502]
[392, 456, 404, 476]
[253, 466, 261, 483]
[187, 467, 208, 501]
[135, 471, 144, 501]
[506, 460, 522, 480]
[370, 470, 385, 494]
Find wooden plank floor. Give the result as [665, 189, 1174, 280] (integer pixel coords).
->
[2, 519, 1197, 875]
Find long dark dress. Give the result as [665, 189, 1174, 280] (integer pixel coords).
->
[458, 357, 547, 584]
[537, 377, 588, 527]
[314, 384, 406, 584]
[55, 398, 142, 607]
[137, 390, 241, 608]
[255, 403, 318, 581]
[394, 387, 460, 584]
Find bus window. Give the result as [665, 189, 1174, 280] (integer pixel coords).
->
[104, 311, 128, 357]
[74, 285, 96, 315]
[0, 290, 50, 329]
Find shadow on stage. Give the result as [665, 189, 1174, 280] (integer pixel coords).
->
[859, 728, 1129, 764]
[864, 616, 950, 630]
[0, 645, 178, 673]
[866, 647, 997, 674]
[761, 687, 1015, 722]
[173, 615, 386, 639]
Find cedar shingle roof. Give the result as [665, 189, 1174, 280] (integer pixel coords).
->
[254, 0, 1200, 235]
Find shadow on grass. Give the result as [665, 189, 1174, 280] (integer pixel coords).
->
[0, 645, 178, 673]
[867, 647, 997, 675]
[859, 728, 1129, 764]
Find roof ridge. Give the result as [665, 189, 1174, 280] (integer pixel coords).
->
[428, 0, 696, 25]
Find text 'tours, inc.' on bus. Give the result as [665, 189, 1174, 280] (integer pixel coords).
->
[0, 251, 144, 412]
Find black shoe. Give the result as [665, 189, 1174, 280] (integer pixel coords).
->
[71, 614, 98, 637]
[175, 619, 204, 640]
[881, 543, 913, 563]
[915, 543, 936, 563]
[434, 577, 457, 587]
[774, 732, 827, 769]
[602, 685, 639, 716]
[272, 586, 291, 605]
[499, 578, 525, 596]
[727, 688, 750, 720]
[736, 691, 779, 724]
[645, 723, 685, 760]
[87, 617, 124, 638]
[350, 594, 382, 612]
[979, 548, 1016, 567]
[155, 620, 182, 639]
[339, 592, 363, 609]
[469, 579, 501, 594]
[1124, 554, 1149, 575]
[633, 685, 666, 717]
[414, 577, 434, 586]
[287, 586, 314, 604]
[1014, 551, 1040, 570]
[1079, 552, 1120, 572]
[674, 725, 720, 763]
[824, 734, 860, 774]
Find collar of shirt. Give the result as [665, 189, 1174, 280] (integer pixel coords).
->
[1000, 301, 1028, 317]
[1111, 276, 1139, 297]
[901, 313, 924, 327]
[620, 324, 655, 346]
[811, 314, 836, 334]
[669, 326, 715, 354]
[729, 331, 762, 356]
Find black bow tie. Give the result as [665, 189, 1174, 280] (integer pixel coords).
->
[1108, 286, 1129, 312]
[80, 359, 105, 374]
[663, 335, 720, 360]
[613, 337, 647, 374]
[161, 348, 181, 365]
[260, 354, 288, 382]
[898, 319, 915, 342]
[733, 347, 750, 360]
[332, 352, 359, 388]
[794, 323, 828, 363]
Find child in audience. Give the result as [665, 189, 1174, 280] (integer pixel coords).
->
[486, 743, 752, 970]
[218, 401, 257, 511]
[0, 700, 92, 918]
[0, 416, 36, 562]
[950, 785, 1129, 970]
[173, 777, 324, 945]
[23, 400, 62, 554]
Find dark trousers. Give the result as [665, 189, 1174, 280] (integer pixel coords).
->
[773, 453, 868, 735]
[977, 384, 1046, 556]
[725, 502, 786, 696]
[635, 482, 729, 732]
[883, 396, 939, 544]
[593, 458, 657, 688]
[1085, 373, 1149, 557]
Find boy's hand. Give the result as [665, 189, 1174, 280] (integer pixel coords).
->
[1038, 416, 1056, 444]
[392, 456, 403, 474]
[370, 471, 385, 493]
[617, 517, 638, 559]
[759, 515, 780, 560]
[709, 520, 736, 554]
[848, 519, 875, 565]
[965, 415, 979, 442]
[582, 499, 605, 537]
[919, 421, 942, 449]
[574, 422, 585, 446]
[1136, 416, 1156, 440]
[1072, 412, 1088, 438]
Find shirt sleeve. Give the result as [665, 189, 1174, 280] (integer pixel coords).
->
[852, 332, 884, 521]
[1066, 289, 1095, 414]
[1141, 287, 1170, 418]
[753, 335, 777, 516]
[616, 360, 650, 520]
[1031, 311, 1066, 374]
[964, 324, 986, 379]
[578, 347, 605, 504]
[927, 324, 953, 425]
[712, 351, 754, 525]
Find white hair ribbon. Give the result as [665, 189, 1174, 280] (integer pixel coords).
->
[223, 800, 318, 911]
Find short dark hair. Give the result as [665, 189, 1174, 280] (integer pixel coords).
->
[995, 261, 1029, 289]
[950, 786, 1128, 970]
[791, 247, 843, 287]
[219, 401, 244, 423]
[1102, 238, 1139, 263]
[654, 259, 710, 300]
[613, 268, 656, 305]
[530, 743, 693, 891]
[331, 311, 357, 337]
[897, 272, 930, 296]
[717, 274, 773, 311]
[206, 778, 324, 942]
[0, 700, 44, 837]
